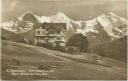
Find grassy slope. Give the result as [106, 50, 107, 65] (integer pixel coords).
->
[93, 35, 127, 62]
[1, 40, 127, 80]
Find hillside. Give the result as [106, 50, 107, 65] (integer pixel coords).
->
[1, 40, 127, 80]
[1, 28, 36, 44]
[93, 35, 127, 62]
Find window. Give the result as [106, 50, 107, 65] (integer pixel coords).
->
[61, 30, 66, 34]
[51, 31, 54, 34]
[49, 31, 51, 34]
[42, 31, 45, 35]
[61, 37, 63, 40]
[58, 37, 60, 40]
[37, 31, 40, 34]
[63, 30, 65, 34]
[39, 27, 42, 29]
[57, 30, 60, 34]
[42, 31, 43, 34]
[42, 26, 45, 29]
[36, 37, 38, 40]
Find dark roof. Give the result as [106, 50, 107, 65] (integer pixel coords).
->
[38, 23, 66, 30]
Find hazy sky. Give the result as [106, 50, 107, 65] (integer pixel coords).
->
[1, 0, 127, 22]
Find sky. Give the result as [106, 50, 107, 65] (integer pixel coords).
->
[1, 0, 127, 22]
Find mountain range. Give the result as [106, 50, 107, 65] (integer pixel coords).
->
[1, 11, 128, 47]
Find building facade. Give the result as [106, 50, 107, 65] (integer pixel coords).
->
[34, 23, 67, 47]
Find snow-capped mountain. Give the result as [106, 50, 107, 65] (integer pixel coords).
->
[1, 11, 39, 33]
[36, 12, 81, 31]
[1, 11, 127, 46]
[76, 12, 128, 46]
[1, 11, 81, 33]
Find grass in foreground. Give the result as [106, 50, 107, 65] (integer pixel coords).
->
[1, 40, 127, 80]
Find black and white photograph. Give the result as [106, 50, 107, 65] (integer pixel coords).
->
[0, 0, 127, 80]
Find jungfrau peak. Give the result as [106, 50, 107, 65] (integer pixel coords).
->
[17, 11, 34, 21]
[53, 12, 71, 22]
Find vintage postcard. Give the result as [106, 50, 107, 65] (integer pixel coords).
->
[0, 0, 127, 80]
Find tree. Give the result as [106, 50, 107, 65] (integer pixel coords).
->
[66, 33, 89, 52]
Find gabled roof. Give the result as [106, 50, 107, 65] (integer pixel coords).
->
[38, 23, 66, 30]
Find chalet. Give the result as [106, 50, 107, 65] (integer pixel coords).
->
[34, 23, 67, 47]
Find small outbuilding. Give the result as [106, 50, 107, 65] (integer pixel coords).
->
[64, 46, 80, 54]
